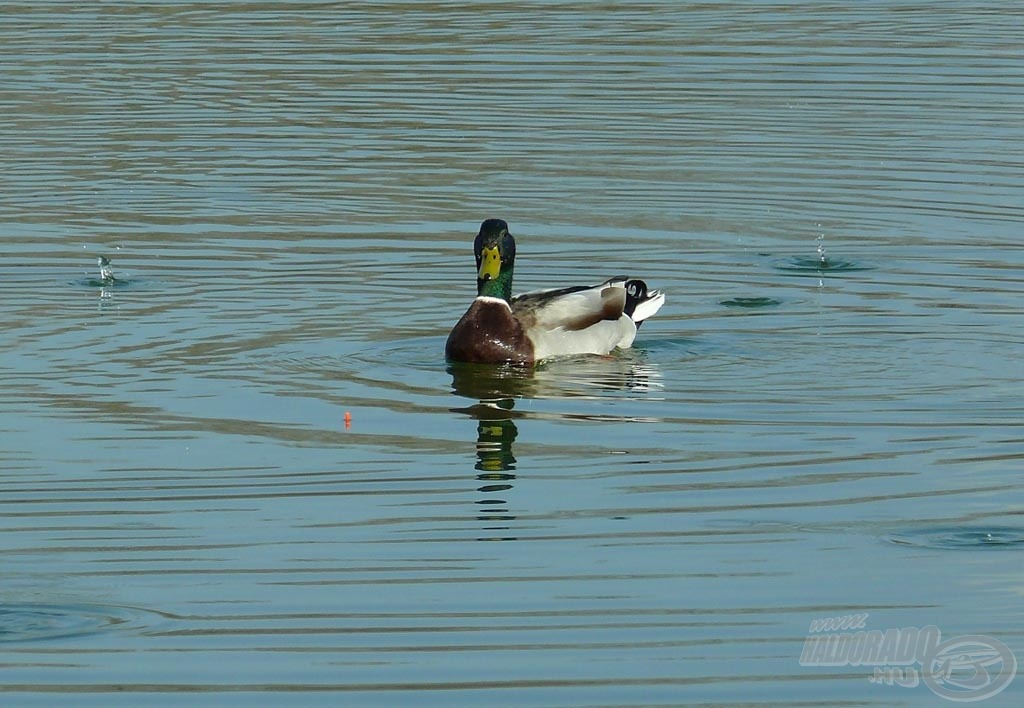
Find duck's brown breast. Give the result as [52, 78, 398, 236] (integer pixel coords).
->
[445, 298, 535, 365]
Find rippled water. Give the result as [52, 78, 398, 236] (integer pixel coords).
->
[2, 2, 1022, 705]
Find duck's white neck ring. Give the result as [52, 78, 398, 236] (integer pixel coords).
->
[474, 295, 511, 310]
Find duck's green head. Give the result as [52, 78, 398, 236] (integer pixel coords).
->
[474, 218, 516, 300]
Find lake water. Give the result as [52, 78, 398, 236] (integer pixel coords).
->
[2, 2, 1022, 705]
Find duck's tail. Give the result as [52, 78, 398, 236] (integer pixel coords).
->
[624, 279, 665, 326]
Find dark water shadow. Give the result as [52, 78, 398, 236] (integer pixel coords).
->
[720, 296, 783, 309]
[773, 255, 874, 274]
[0, 602, 166, 643]
[77, 277, 133, 289]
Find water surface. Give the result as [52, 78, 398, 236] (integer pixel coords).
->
[2, 2, 1022, 705]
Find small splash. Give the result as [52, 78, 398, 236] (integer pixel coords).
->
[80, 254, 130, 289]
[98, 255, 115, 283]
[721, 296, 782, 309]
[889, 526, 1024, 551]
[772, 229, 871, 273]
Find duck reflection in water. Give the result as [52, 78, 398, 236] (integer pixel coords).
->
[448, 356, 662, 540]
[474, 415, 518, 535]
[448, 363, 529, 539]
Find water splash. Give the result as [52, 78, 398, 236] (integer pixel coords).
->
[816, 230, 828, 266]
[97, 256, 116, 284]
[80, 253, 130, 291]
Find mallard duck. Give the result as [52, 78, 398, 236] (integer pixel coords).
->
[445, 219, 665, 364]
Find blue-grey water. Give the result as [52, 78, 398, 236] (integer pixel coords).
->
[2, 3, 1022, 706]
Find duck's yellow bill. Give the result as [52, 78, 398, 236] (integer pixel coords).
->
[478, 246, 501, 280]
